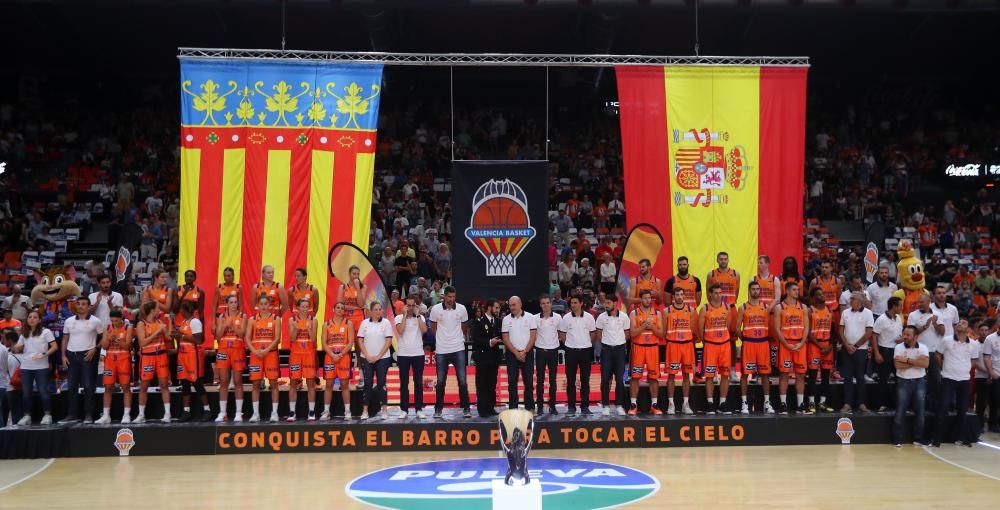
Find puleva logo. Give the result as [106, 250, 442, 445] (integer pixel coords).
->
[346, 457, 659, 510]
[465, 179, 536, 277]
[114, 428, 136, 456]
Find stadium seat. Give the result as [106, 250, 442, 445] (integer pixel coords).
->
[21, 252, 40, 269]
[944, 248, 959, 257]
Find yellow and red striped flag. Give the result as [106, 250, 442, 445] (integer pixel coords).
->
[179, 60, 383, 328]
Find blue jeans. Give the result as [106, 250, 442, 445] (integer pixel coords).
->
[397, 355, 425, 412]
[21, 368, 52, 418]
[894, 377, 926, 444]
[360, 357, 391, 411]
[435, 351, 470, 411]
[66, 350, 97, 419]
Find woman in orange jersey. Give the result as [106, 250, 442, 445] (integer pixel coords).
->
[322, 302, 355, 420]
[338, 265, 367, 332]
[736, 280, 774, 414]
[245, 294, 281, 423]
[135, 301, 172, 424]
[289, 268, 319, 318]
[663, 289, 697, 415]
[287, 298, 318, 422]
[95, 309, 133, 424]
[142, 269, 173, 327]
[174, 301, 210, 421]
[214, 295, 246, 423]
[172, 270, 205, 328]
[774, 281, 810, 415]
[699, 284, 734, 415]
[252, 265, 287, 317]
[214, 267, 241, 317]
[806, 288, 836, 413]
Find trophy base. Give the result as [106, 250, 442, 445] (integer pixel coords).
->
[491, 478, 542, 510]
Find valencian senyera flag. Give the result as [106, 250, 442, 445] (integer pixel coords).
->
[179, 59, 383, 329]
[616, 65, 807, 305]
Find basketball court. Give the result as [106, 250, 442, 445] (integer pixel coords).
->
[3, 431, 998, 509]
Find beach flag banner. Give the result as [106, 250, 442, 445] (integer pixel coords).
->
[178, 59, 383, 328]
[616, 223, 665, 312]
[616, 65, 807, 305]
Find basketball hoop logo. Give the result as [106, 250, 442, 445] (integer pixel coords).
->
[465, 179, 536, 277]
[835, 418, 855, 444]
[114, 428, 136, 456]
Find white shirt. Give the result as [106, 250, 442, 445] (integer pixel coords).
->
[2, 295, 33, 321]
[16, 329, 56, 370]
[930, 302, 960, 341]
[502, 313, 538, 351]
[839, 307, 874, 349]
[839, 289, 871, 309]
[430, 303, 469, 355]
[559, 312, 596, 349]
[973, 340, 989, 379]
[188, 318, 203, 335]
[0, 343, 9, 390]
[88, 291, 125, 327]
[596, 311, 630, 347]
[358, 318, 394, 360]
[394, 314, 426, 357]
[937, 337, 977, 381]
[866, 281, 898, 315]
[600, 262, 617, 283]
[908, 309, 943, 352]
[534, 313, 562, 350]
[873, 313, 903, 349]
[982, 333, 1000, 378]
[63, 315, 105, 352]
[893, 342, 930, 380]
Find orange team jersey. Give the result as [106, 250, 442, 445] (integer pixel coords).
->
[255, 282, 282, 314]
[215, 283, 241, 315]
[289, 317, 316, 380]
[148, 287, 171, 325]
[176, 318, 204, 382]
[753, 274, 780, 307]
[139, 320, 167, 354]
[103, 323, 131, 386]
[669, 274, 700, 309]
[290, 284, 318, 316]
[342, 285, 364, 313]
[709, 269, 739, 306]
[702, 303, 731, 343]
[741, 302, 770, 339]
[664, 305, 695, 342]
[173, 287, 203, 327]
[291, 318, 315, 353]
[139, 320, 169, 381]
[779, 302, 807, 341]
[901, 289, 925, 319]
[215, 312, 246, 371]
[248, 314, 279, 381]
[632, 307, 662, 346]
[813, 275, 840, 311]
[634, 276, 661, 305]
[808, 305, 835, 371]
[324, 319, 352, 381]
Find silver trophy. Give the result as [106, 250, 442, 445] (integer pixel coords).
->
[498, 409, 535, 486]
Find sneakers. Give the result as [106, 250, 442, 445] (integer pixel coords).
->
[269, 412, 279, 423]
[840, 405, 853, 414]
[602, 406, 611, 416]
[807, 403, 817, 414]
[180, 411, 193, 423]
[666, 402, 676, 415]
[62, 415, 81, 423]
[616, 406, 627, 416]
[360, 410, 370, 420]
[463, 409, 473, 418]
[858, 405, 870, 414]
[548, 407, 559, 415]
[763, 401, 775, 415]
[681, 402, 693, 415]
[201, 412, 214, 422]
[287, 414, 296, 423]
[894, 443, 903, 448]
[706, 402, 717, 415]
[433, 409, 443, 418]
[233, 413, 243, 423]
[580, 408, 593, 415]
[797, 402, 813, 415]
[40, 414, 53, 425]
[96, 415, 112, 425]
[650, 406, 663, 416]
[161, 413, 172, 424]
[818, 402, 835, 413]
[740, 402, 750, 415]
[215, 412, 228, 423]
[320, 410, 331, 421]
[83, 416, 94, 424]
[566, 408, 577, 416]
[776, 402, 789, 415]
[16, 416, 30, 426]
[307, 411, 316, 422]
[248, 413, 260, 423]
[121, 414, 132, 425]
[627, 404, 638, 416]
[134, 414, 146, 424]
[877, 406, 889, 413]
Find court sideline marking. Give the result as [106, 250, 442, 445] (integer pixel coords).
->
[921, 446, 1000, 482]
[0, 458, 55, 492]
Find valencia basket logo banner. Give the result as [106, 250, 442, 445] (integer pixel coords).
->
[451, 161, 548, 302]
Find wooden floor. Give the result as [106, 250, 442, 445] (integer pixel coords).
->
[2, 432, 999, 509]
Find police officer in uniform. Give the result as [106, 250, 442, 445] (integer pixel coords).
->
[472, 299, 503, 417]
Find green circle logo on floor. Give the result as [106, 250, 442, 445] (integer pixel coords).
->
[345, 457, 659, 509]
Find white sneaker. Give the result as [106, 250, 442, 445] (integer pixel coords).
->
[40, 415, 52, 425]
[248, 413, 260, 423]
[602, 406, 611, 416]
[121, 415, 132, 425]
[740, 402, 750, 415]
[407, 409, 416, 418]
[617, 406, 627, 416]
[134, 414, 146, 424]
[320, 410, 331, 421]
[96, 415, 112, 425]
[682, 403, 694, 415]
[269, 412, 279, 423]
[215, 412, 227, 423]
[360, 410, 369, 420]
[423, 408, 435, 419]
[17, 415, 30, 426]
[764, 401, 776, 415]
[233, 414, 243, 423]
[161, 413, 171, 424]
[666, 402, 676, 415]
[287, 414, 296, 423]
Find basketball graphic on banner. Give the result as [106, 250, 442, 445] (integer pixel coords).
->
[464, 179, 537, 277]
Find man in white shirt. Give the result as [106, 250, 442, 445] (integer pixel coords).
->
[982, 328, 1000, 433]
[930, 286, 959, 341]
[866, 266, 898, 319]
[396, 296, 429, 418]
[908, 294, 944, 413]
[534, 295, 562, 415]
[88, 275, 125, 327]
[502, 296, 537, 411]
[429, 286, 471, 418]
[893, 325, 930, 446]
[839, 275, 872, 311]
[839, 292, 874, 413]
[596, 294, 630, 415]
[357, 302, 395, 420]
[872, 296, 904, 412]
[933, 320, 977, 447]
[559, 295, 597, 414]
[61, 297, 105, 423]
[2, 285, 33, 322]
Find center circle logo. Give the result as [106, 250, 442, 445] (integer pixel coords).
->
[346, 457, 659, 509]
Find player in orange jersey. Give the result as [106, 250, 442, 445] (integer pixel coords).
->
[664, 256, 702, 309]
[753, 255, 782, 308]
[809, 260, 841, 316]
[699, 284, 734, 414]
[142, 268, 173, 327]
[289, 268, 320, 318]
[95, 309, 133, 424]
[213, 267, 241, 317]
[214, 294, 246, 422]
[174, 301, 210, 421]
[252, 265, 287, 316]
[663, 288, 697, 415]
[338, 265, 367, 333]
[707, 252, 741, 307]
[736, 281, 774, 414]
[135, 301, 172, 424]
[287, 298, 318, 421]
[322, 301, 356, 420]
[628, 289, 663, 415]
[172, 270, 205, 328]
[806, 288, 836, 413]
[628, 259, 663, 309]
[774, 281, 811, 415]
[245, 294, 281, 423]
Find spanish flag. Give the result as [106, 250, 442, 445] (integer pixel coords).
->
[178, 60, 383, 328]
[616, 66, 807, 305]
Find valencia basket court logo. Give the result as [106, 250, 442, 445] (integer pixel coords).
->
[464, 179, 536, 277]
[346, 457, 659, 510]
[114, 428, 136, 456]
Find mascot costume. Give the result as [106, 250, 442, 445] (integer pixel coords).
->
[892, 240, 929, 320]
[31, 264, 82, 342]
